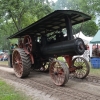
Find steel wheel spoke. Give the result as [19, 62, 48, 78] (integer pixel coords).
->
[13, 50, 23, 77]
[49, 60, 68, 86]
[72, 57, 90, 79]
[24, 35, 32, 53]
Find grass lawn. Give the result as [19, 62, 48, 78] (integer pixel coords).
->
[0, 79, 29, 100]
[0, 61, 8, 66]
[89, 67, 100, 76]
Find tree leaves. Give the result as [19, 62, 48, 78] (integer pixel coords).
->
[53, 0, 99, 36]
[0, 0, 52, 50]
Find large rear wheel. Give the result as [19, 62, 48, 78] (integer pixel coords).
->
[49, 60, 69, 86]
[12, 48, 31, 78]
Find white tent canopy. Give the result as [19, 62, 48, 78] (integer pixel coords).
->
[74, 31, 93, 44]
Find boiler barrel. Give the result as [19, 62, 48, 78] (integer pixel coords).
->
[41, 38, 85, 57]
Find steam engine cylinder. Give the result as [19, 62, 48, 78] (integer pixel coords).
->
[41, 38, 85, 57]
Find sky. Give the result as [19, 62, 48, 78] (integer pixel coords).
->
[48, 0, 57, 2]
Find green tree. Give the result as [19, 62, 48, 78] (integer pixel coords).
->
[73, 21, 98, 36]
[0, 0, 52, 31]
[53, 0, 99, 36]
[0, 0, 53, 50]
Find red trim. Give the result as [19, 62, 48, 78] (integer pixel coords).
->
[64, 55, 72, 68]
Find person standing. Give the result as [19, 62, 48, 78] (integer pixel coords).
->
[8, 44, 14, 67]
[10, 44, 14, 51]
[14, 44, 18, 48]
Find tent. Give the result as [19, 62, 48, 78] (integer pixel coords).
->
[90, 30, 100, 43]
[90, 30, 100, 57]
[74, 31, 93, 44]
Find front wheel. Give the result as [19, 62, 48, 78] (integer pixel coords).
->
[12, 48, 31, 78]
[72, 57, 90, 79]
[49, 60, 69, 86]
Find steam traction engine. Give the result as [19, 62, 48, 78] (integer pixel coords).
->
[8, 10, 91, 86]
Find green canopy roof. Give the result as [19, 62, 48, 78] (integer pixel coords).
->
[90, 30, 100, 43]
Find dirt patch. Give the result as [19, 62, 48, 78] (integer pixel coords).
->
[0, 66, 57, 100]
[0, 66, 100, 100]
